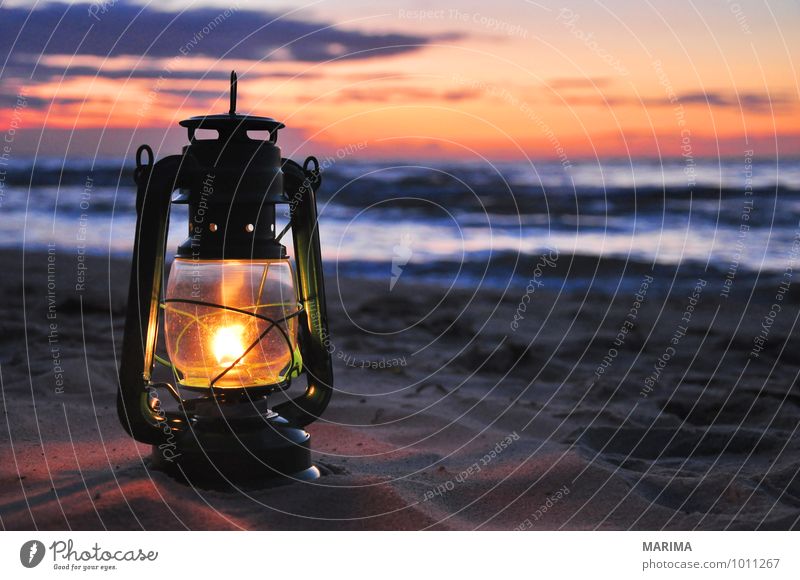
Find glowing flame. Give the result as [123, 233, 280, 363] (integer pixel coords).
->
[212, 325, 246, 366]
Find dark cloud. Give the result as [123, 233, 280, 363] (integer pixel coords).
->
[14, 95, 85, 109]
[0, 2, 444, 67]
[40, 67, 235, 81]
[2, 64, 324, 83]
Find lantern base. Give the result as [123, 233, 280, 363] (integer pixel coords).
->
[149, 409, 320, 489]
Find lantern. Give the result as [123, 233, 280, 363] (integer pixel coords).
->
[117, 72, 334, 485]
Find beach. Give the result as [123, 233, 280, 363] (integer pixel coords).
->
[2, 246, 798, 531]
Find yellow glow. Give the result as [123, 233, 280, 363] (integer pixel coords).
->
[164, 259, 301, 389]
[212, 325, 246, 367]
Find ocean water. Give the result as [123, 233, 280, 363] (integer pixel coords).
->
[2, 157, 799, 290]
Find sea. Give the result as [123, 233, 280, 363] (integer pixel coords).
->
[2, 157, 799, 293]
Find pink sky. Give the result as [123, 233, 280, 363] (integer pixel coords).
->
[1, 0, 798, 160]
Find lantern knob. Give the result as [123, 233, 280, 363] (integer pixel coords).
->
[229, 70, 237, 116]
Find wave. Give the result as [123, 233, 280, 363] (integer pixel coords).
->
[324, 249, 766, 293]
[3, 158, 799, 281]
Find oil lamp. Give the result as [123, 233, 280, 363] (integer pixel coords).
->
[117, 72, 334, 485]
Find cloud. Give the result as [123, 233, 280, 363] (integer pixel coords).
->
[677, 91, 794, 112]
[327, 86, 481, 103]
[33, 66, 235, 81]
[0, 2, 447, 67]
[558, 90, 796, 112]
[548, 77, 613, 89]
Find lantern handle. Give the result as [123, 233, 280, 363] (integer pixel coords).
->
[118, 149, 194, 445]
[274, 157, 333, 428]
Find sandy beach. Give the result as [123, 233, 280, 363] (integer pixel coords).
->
[1, 246, 798, 531]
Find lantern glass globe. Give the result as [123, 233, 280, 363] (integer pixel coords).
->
[163, 258, 301, 389]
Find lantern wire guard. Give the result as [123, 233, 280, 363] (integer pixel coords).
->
[159, 292, 304, 391]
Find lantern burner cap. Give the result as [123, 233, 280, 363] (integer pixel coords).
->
[179, 114, 285, 133]
[179, 71, 285, 141]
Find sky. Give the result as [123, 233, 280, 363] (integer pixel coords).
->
[0, 0, 798, 161]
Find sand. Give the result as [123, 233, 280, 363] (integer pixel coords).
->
[1, 248, 799, 530]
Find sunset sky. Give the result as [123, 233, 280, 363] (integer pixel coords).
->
[1, 0, 798, 160]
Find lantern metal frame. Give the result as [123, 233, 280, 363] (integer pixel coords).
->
[117, 72, 334, 486]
